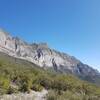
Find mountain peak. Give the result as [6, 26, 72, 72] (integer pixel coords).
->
[0, 28, 9, 35]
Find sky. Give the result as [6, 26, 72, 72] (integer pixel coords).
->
[0, 0, 100, 71]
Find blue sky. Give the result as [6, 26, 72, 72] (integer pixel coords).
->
[0, 0, 100, 71]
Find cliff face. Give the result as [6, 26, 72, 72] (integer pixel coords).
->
[0, 29, 100, 84]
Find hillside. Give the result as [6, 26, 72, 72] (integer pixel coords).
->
[0, 52, 100, 100]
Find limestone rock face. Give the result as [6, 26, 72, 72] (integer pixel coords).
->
[0, 29, 100, 84]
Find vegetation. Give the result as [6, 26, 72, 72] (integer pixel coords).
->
[0, 52, 100, 99]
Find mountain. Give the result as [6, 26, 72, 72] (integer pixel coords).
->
[0, 51, 100, 99]
[0, 29, 100, 85]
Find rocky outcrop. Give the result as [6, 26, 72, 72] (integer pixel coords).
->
[0, 29, 100, 84]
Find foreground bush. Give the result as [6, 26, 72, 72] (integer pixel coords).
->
[0, 76, 10, 94]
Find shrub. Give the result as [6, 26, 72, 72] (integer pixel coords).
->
[38, 75, 53, 89]
[7, 86, 18, 94]
[0, 76, 10, 94]
[31, 83, 43, 91]
[46, 90, 58, 100]
[19, 75, 32, 92]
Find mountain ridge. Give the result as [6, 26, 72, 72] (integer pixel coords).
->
[0, 29, 100, 85]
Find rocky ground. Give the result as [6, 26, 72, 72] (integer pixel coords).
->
[0, 89, 48, 100]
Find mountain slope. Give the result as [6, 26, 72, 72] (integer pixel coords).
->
[0, 51, 100, 100]
[0, 29, 100, 85]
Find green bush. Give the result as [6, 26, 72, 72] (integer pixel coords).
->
[7, 86, 18, 94]
[31, 83, 43, 91]
[37, 74, 53, 89]
[19, 75, 32, 92]
[0, 76, 10, 94]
